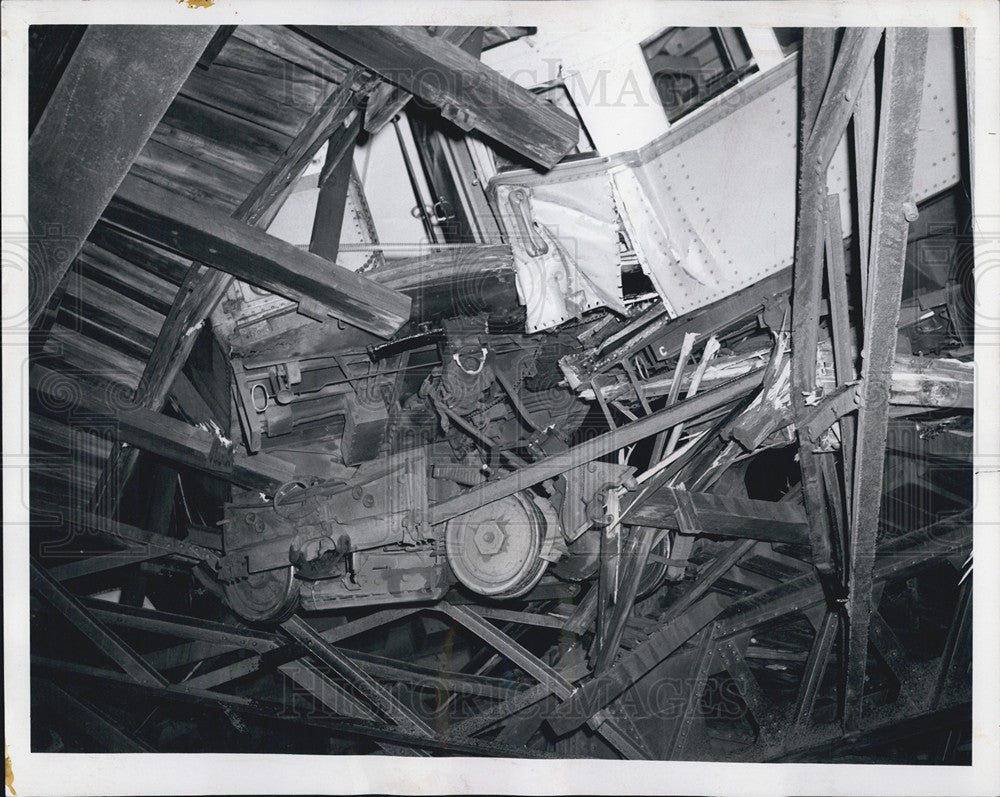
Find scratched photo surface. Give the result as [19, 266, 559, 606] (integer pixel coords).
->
[4, 3, 998, 796]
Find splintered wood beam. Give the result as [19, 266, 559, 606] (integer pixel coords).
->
[844, 28, 929, 733]
[31, 367, 294, 494]
[106, 174, 411, 338]
[297, 26, 580, 169]
[647, 267, 793, 363]
[28, 25, 217, 328]
[309, 112, 363, 261]
[623, 488, 810, 544]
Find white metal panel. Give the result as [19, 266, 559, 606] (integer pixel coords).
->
[634, 75, 802, 314]
[492, 30, 961, 323]
[912, 27, 962, 200]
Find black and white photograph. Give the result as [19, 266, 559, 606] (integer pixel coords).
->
[3, 1, 998, 794]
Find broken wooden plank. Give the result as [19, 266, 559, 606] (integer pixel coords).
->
[364, 27, 484, 135]
[647, 268, 792, 362]
[887, 355, 973, 409]
[309, 112, 362, 262]
[297, 26, 579, 169]
[106, 174, 411, 338]
[28, 25, 216, 327]
[368, 245, 521, 326]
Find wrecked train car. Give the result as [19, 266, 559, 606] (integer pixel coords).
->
[23, 22, 975, 763]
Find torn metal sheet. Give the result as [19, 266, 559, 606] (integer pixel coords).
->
[495, 178, 626, 332]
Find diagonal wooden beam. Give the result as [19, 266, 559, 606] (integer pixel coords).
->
[276, 659, 423, 756]
[663, 626, 718, 759]
[429, 369, 764, 525]
[805, 29, 886, 165]
[659, 539, 756, 626]
[591, 529, 658, 672]
[297, 26, 579, 168]
[33, 655, 552, 758]
[31, 559, 168, 687]
[800, 29, 837, 142]
[105, 174, 411, 338]
[280, 615, 436, 739]
[32, 495, 220, 571]
[718, 635, 783, 746]
[47, 547, 168, 582]
[546, 593, 728, 735]
[31, 366, 294, 494]
[714, 511, 968, 643]
[790, 609, 838, 728]
[853, 60, 877, 312]
[34, 679, 156, 752]
[309, 111, 363, 262]
[435, 603, 647, 759]
[363, 27, 483, 135]
[29, 25, 217, 327]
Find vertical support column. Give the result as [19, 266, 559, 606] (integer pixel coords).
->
[791, 29, 884, 587]
[844, 28, 929, 732]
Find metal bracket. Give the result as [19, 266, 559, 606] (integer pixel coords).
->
[800, 382, 860, 442]
[508, 188, 549, 257]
